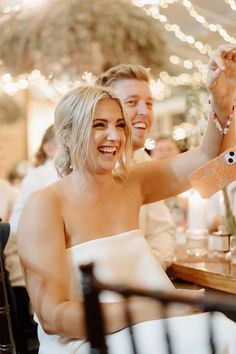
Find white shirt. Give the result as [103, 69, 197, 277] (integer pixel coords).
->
[132, 149, 176, 270]
[5, 159, 58, 287]
[0, 178, 19, 221]
[10, 159, 58, 233]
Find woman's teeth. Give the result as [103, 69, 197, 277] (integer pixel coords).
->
[98, 147, 117, 156]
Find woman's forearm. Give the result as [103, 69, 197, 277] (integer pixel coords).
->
[38, 297, 164, 339]
[38, 299, 137, 339]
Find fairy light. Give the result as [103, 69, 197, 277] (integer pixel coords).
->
[133, 0, 236, 67]
[0, 0, 234, 102]
[182, 0, 236, 44]
[144, 6, 214, 57]
[2, 0, 47, 15]
[225, 0, 236, 11]
[0, 69, 97, 101]
[150, 78, 172, 100]
[172, 126, 187, 140]
[133, 0, 177, 6]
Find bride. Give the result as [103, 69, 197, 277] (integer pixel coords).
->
[17, 44, 236, 353]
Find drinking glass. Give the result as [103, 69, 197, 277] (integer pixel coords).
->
[230, 235, 236, 264]
[186, 229, 208, 257]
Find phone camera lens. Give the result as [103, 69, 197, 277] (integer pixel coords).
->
[228, 158, 234, 163]
[229, 151, 235, 156]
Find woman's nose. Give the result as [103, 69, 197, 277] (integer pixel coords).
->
[107, 126, 120, 140]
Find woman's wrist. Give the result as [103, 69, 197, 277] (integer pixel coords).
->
[208, 97, 234, 135]
[208, 94, 235, 122]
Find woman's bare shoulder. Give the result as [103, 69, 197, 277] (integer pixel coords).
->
[22, 179, 65, 215]
[17, 181, 66, 247]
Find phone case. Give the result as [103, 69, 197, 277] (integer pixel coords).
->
[189, 146, 236, 198]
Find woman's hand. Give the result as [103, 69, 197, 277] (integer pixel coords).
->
[207, 44, 236, 120]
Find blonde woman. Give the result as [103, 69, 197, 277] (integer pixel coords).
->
[17, 45, 236, 353]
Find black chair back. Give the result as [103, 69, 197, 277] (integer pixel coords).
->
[0, 222, 16, 354]
[80, 263, 236, 354]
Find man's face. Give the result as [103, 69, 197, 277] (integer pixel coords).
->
[112, 79, 154, 151]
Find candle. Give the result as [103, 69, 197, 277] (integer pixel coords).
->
[188, 189, 207, 231]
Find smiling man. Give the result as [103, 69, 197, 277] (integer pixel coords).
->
[96, 65, 176, 270]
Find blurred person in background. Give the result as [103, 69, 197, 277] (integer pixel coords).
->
[9, 124, 58, 233]
[150, 135, 181, 161]
[4, 125, 58, 351]
[150, 135, 187, 229]
[0, 145, 19, 221]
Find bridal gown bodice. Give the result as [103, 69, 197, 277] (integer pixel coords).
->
[36, 229, 236, 354]
[68, 229, 174, 301]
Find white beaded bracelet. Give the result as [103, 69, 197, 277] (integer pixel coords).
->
[208, 99, 235, 135]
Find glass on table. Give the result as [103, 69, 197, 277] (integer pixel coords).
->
[230, 235, 236, 264]
[186, 229, 209, 257]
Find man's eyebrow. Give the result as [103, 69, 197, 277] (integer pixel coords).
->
[124, 95, 153, 101]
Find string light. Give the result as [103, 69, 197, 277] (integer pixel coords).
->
[1, 0, 47, 15]
[225, 0, 236, 11]
[138, 5, 214, 57]
[132, 0, 235, 98]
[0, 70, 96, 100]
[0, 0, 234, 102]
[132, 0, 236, 69]
[182, 0, 236, 44]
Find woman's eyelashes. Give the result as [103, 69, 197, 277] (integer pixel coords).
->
[117, 121, 126, 129]
[93, 121, 106, 128]
[92, 120, 126, 129]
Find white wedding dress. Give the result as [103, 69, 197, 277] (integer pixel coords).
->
[36, 230, 236, 354]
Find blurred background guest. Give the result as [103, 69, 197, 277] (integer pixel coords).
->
[4, 125, 58, 352]
[147, 135, 188, 229]
[9, 124, 58, 234]
[0, 145, 19, 221]
[150, 135, 181, 161]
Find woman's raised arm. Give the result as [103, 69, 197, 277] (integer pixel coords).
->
[134, 45, 236, 205]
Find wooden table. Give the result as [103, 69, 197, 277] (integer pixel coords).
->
[167, 246, 236, 295]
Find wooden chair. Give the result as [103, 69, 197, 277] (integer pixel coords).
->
[80, 263, 236, 354]
[0, 222, 16, 353]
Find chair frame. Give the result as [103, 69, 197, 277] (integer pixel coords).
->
[0, 222, 16, 354]
[80, 262, 236, 354]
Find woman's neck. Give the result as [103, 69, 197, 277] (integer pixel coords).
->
[69, 169, 117, 194]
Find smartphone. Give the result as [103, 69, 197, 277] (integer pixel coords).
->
[189, 146, 236, 198]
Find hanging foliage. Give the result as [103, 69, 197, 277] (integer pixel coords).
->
[0, 0, 166, 78]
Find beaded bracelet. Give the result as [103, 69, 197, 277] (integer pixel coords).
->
[208, 99, 235, 135]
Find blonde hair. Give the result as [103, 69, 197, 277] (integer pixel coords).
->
[95, 64, 151, 88]
[34, 125, 55, 167]
[54, 84, 132, 179]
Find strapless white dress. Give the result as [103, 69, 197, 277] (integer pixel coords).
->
[36, 230, 236, 354]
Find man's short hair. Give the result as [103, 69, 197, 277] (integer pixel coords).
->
[95, 64, 151, 88]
